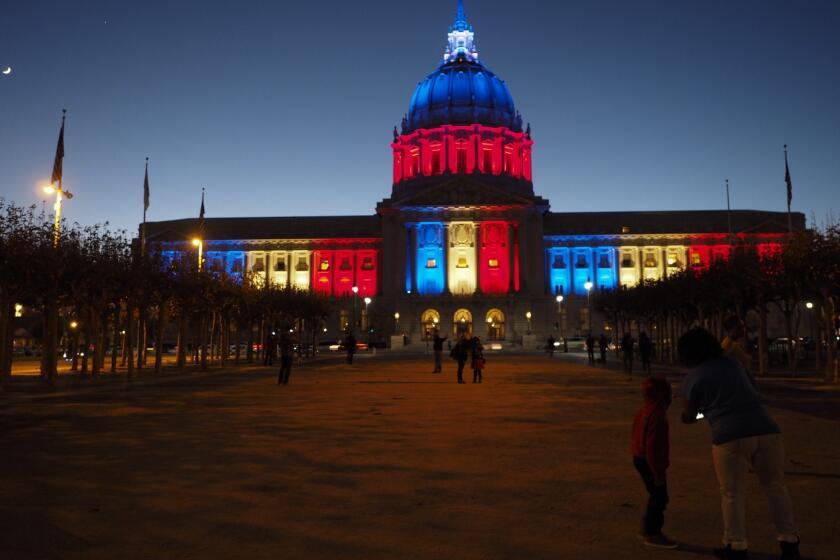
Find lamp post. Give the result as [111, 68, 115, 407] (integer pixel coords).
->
[192, 238, 203, 271]
[584, 279, 594, 335]
[806, 301, 817, 367]
[364, 297, 372, 348]
[394, 312, 400, 333]
[351, 286, 359, 334]
[556, 294, 565, 350]
[43, 183, 73, 247]
[526, 311, 532, 334]
[69, 320, 79, 371]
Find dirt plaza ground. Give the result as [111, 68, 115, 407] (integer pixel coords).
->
[1, 354, 839, 560]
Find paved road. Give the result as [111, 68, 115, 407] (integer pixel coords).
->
[1, 355, 838, 560]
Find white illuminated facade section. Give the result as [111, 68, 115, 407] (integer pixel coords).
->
[291, 250, 311, 290]
[618, 246, 640, 287]
[448, 221, 477, 295]
[665, 246, 686, 276]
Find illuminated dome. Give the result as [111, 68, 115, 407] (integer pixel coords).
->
[402, 0, 521, 134]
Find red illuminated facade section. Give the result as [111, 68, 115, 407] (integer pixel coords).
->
[478, 221, 511, 294]
[311, 249, 379, 297]
[392, 125, 533, 184]
[687, 233, 786, 270]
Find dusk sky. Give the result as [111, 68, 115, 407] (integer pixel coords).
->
[1, 0, 838, 235]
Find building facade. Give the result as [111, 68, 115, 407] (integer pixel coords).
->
[146, 1, 803, 348]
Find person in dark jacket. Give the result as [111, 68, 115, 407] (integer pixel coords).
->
[277, 333, 294, 385]
[344, 333, 357, 365]
[622, 332, 634, 375]
[599, 333, 608, 363]
[471, 336, 484, 383]
[631, 376, 678, 549]
[586, 334, 596, 363]
[639, 331, 653, 374]
[450, 334, 469, 384]
[432, 329, 447, 373]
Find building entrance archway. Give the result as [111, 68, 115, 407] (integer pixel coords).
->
[421, 309, 441, 341]
[485, 308, 505, 340]
[453, 308, 473, 338]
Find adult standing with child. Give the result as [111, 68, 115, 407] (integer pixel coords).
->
[678, 328, 799, 560]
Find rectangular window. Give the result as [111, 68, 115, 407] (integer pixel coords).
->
[339, 258, 352, 270]
[487, 258, 499, 268]
[456, 148, 467, 173]
[253, 257, 265, 272]
[362, 257, 374, 270]
[691, 252, 702, 266]
[620, 253, 634, 268]
[295, 256, 309, 271]
[483, 148, 493, 173]
[552, 255, 566, 269]
[644, 253, 657, 267]
[274, 258, 286, 272]
[431, 148, 441, 173]
[456, 256, 469, 268]
[426, 258, 437, 268]
[319, 259, 330, 271]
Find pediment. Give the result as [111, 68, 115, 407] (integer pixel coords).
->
[385, 176, 540, 208]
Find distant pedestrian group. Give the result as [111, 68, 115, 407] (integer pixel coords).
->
[449, 333, 485, 384]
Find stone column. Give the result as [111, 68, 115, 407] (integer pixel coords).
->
[508, 222, 515, 294]
[443, 223, 450, 294]
[409, 223, 418, 294]
[474, 222, 481, 295]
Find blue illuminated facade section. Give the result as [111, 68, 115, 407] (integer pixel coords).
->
[415, 222, 445, 295]
[571, 247, 593, 295]
[547, 247, 570, 296]
[595, 247, 616, 290]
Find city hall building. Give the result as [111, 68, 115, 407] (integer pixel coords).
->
[146, 2, 803, 348]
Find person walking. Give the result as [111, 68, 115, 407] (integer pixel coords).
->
[344, 332, 357, 365]
[450, 334, 469, 384]
[546, 335, 555, 357]
[599, 333, 608, 363]
[432, 329, 447, 373]
[586, 334, 596, 364]
[263, 330, 276, 366]
[622, 332, 635, 375]
[632, 376, 678, 549]
[277, 333, 294, 385]
[471, 336, 485, 383]
[639, 331, 653, 374]
[678, 328, 799, 560]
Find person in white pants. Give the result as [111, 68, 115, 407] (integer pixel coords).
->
[677, 328, 799, 560]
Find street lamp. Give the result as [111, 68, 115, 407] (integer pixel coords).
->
[351, 286, 359, 334]
[556, 294, 565, 347]
[43, 183, 73, 247]
[364, 297, 371, 331]
[192, 238, 203, 270]
[526, 311, 532, 334]
[584, 279, 593, 335]
[394, 312, 400, 332]
[69, 320, 79, 371]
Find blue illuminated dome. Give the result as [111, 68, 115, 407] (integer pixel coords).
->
[405, 60, 520, 133]
[403, 0, 522, 134]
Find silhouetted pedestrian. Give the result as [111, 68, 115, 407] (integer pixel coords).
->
[263, 331, 276, 366]
[639, 331, 653, 374]
[432, 329, 447, 373]
[471, 336, 485, 383]
[599, 333, 608, 363]
[586, 334, 596, 363]
[450, 334, 469, 384]
[622, 332, 634, 375]
[345, 333, 357, 365]
[278, 333, 294, 385]
[546, 336, 555, 357]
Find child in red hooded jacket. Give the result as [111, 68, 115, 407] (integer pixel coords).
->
[632, 376, 678, 549]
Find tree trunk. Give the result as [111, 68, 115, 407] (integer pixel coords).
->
[824, 296, 838, 383]
[758, 303, 768, 377]
[111, 307, 120, 373]
[200, 315, 209, 371]
[41, 301, 59, 385]
[234, 321, 241, 365]
[246, 321, 254, 364]
[176, 310, 187, 369]
[154, 301, 167, 374]
[93, 312, 105, 379]
[126, 299, 135, 379]
[136, 307, 146, 370]
[0, 299, 13, 380]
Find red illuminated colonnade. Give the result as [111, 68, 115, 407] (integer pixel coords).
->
[392, 124, 532, 184]
[311, 249, 379, 297]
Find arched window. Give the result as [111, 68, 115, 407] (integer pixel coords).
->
[453, 308, 473, 338]
[485, 308, 505, 341]
[421, 309, 441, 341]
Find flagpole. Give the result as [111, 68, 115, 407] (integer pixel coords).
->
[141, 157, 149, 258]
[784, 144, 792, 235]
[726, 178, 732, 243]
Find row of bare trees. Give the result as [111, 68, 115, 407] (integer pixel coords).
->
[594, 228, 840, 382]
[0, 200, 332, 384]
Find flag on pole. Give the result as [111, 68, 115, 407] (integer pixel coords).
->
[143, 158, 150, 212]
[784, 146, 793, 207]
[198, 188, 206, 239]
[51, 110, 65, 185]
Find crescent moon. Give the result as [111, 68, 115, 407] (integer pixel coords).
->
[1, 67, 11, 75]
